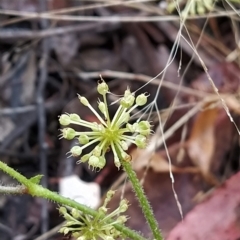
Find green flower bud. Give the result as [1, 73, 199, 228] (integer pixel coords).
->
[119, 199, 129, 212]
[70, 146, 82, 157]
[120, 88, 135, 108]
[60, 227, 70, 235]
[121, 141, 128, 151]
[135, 134, 147, 148]
[137, 121, 151, 136]
[69, 113, 81, 122]
[136, 93, 148, 106]
[120, 94, 135, 108]
[98, 101, 106, 116]
[121, 112, 130, 123]
[98, 156, 106, 169]
[79, 96, 89, 106]
[106, 190, 115, 199]
[99, 206, 108, 214]
[59, 206, 67, 214]
[127, 122, 138, 132]
[105, 236, 114, 240]
[97, 124, 105, 132]
[114, 155, 121, 169]
[59, 114, 71, 126]
[121, 151, 131, 162]
[65, 220, 77, 226]
[117, 215, 128, 224]
[97, 81, 109, 95]
[126, 123, 135, 132]
[76, 236, 86, 240]
[61, 128, 76, 140]
[78, 135, 89, 144]
[124, 88, 131, 97]
[80, 153, 91, 162]
[71, 208, 80, 219]
[89, 156, 102, 169]
[93, 145, 101, 157]
[197, 3, 205, 15]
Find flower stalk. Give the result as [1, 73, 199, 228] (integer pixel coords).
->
[118, 152, 163, 240]
[58, 79, 163, 240]
[0, 160, 146, 240]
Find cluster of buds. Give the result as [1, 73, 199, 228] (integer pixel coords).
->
[167, 0, 214, 16]
[59, 190, 129, 240]
[59, 79, 151, 170]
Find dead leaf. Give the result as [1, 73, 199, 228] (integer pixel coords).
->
[167, 172, 240, 240]
[132, 146, 199, 174]
[187, 106, 219, 184]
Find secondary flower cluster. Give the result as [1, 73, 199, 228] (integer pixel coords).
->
[59, 80, 151, 169]
[59, 190, 129, 240]
[167, 0, 214, 16]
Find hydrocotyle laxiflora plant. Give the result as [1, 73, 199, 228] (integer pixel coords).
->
[58, 79, 163, 240]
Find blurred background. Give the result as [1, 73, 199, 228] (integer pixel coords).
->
[0, 0, 240, 239]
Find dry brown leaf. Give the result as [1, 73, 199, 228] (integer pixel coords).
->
[132, 146, 199, 174]
[131, 148, 177, 172]
[187, 106, 219, 183]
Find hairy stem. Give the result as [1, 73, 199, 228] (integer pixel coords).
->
[0, 160, 146, 240]
[117, 150, 163, 240]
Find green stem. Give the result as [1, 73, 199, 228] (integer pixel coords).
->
[0, 160, 146, 240]
[117, 151, 163, 240]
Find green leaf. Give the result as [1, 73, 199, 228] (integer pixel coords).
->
[29, 175, 44, 184]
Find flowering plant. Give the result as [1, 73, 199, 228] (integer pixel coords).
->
[0, 79, 163, 240]
[59, 80, 151, 170]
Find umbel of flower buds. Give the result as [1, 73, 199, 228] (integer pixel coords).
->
[59, 79, 151, 170]
[59, 190, 129, 240]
